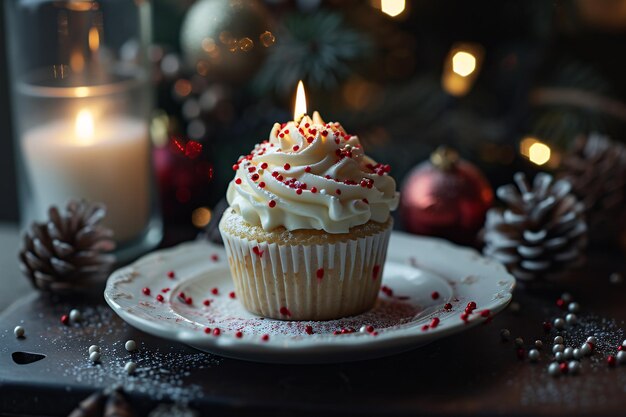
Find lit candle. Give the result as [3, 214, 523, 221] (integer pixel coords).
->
[22, 108, 150, 242]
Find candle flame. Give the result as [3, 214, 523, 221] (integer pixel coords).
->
[75, 110, 95, 144]
[294, 80, 307, 121]
[452, 51, 477, 77]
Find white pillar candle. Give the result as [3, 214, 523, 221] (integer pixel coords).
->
[22, 110, 150, 242]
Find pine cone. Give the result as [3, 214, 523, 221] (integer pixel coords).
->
[558, 133, 626, 244]
[19, 200, 116, 293]
[482, 172, 587, 284]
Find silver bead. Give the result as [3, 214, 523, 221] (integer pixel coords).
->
[124, 361, 137, 375]
[89, 351, 101, 363]
[568, 360, 581, 375]
[580, 342, 592, 356]
[548, 362, 561, 377]
[565, 313, 577, 325]
[535, 340, 543, 349]
[69, 309, 82, 323]
[609, 272, 623, 284]
[528, 349, 540, 362]
[88, 345, 100, 354]
[13, 326, 25, 338]
[586, 336, 597, 344]
[561, 293, 573, 303]
[500, 329, 511, 341]
[555, 352, 564, 362]
[573, 348, 582, 359]
[617, 351, 626, 364]
[568, 302, 580, 313]
[621, 339, 626, 348]
[563, 347, 574, 359]
[514, 337, 524, 347]
[553, 336, 564, 344]
[125, 340, 137, 352]
[552, 344, 565, 353]
[553, 318, 565, 329]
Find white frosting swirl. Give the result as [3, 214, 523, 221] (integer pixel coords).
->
[226, 112, 399, 233]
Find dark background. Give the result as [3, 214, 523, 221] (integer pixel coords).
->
[0, 4, 17, 222]
[3, 0, 626, 229]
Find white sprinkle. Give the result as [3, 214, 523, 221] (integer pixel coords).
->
[586, 336, 597, 344]
[617, 350, 626, 364]
[622, 339, 626, 348]
[88, 345, 100, 354]
[125, 340, 137, 352]
[124, 361, 137, 375]
[13, 326, 24, 338]
[568, 302, 580, 313]
[548, 362, 560, 377]
[553, 336, 564, 344]
[69, 309, 82, 323]
[89, 351, 101, 363]
[359, 325, 368, 333]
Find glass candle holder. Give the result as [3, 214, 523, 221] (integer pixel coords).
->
[5, 0, 162, 261]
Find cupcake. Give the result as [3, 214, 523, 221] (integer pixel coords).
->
[219, 112, 399, 320]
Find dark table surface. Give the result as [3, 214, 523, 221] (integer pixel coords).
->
[1, 225, 626, 417]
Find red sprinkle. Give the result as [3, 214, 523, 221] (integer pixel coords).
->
[204, 327, 211, 334]
[235, 178, 242, 185]
[261, 334, 270, 342]
[517, 348, 526, 360]
[480, 309, 491, 318]
[556, 298, 565, 309]
[296, 189, 302, 195]
[293, 145, 299, 151]
[203, 299, 211, 306]
[431, 291, 440, 300]
[460, 312, 469, 323]
[608, 355, 617, 366]
[185, 297, 193, 305]
[444, 303, 452, 310]
[260, 162, 268, 169]
[543, 322, 552, 332]
[213, 328, 221, 336]
[366, 325, 375, 333]
[335, 189, 341, 195]
[156, 294, 164, 302]
[259, 182, 266, 188]
[430, 317, 440, 328]
[422, 325, 430, 331]
[61, 314, 69, 325]
[251, 173, 259, 181]
[372, 265, 380, 280]
[252, 246, 264, 258]
[283, 163, 290, 170]
[235, 331, 243, 338]
[269, 200, 276, 208]
[279, 306, 291, 317]
[305, 325, 314, 335]
[142, 287, 151, 296]
[305, 166, 311, 173]
[232, 164, 239, 171]
[211, 287, 219, 295]
[311, 187, 317, 193]
[211, 254, 219, 262]
[167, 271, 175, 279]
[316, 268, 324, 280]
[229, 291, 236, 299]
[161, 288, 170, 293]
[466, 301, 477, 312]
[560, 362, 568, 373]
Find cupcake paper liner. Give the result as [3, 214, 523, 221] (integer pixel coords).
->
[220, 222, 392, 321]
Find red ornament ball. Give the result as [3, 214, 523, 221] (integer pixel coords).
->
[400, 147, 493, 245]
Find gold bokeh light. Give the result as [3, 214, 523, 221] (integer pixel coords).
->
[520, 137, 552, 166]
[452, 51, 477, 77]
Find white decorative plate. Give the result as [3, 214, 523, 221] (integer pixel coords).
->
[104, 232, 515, 363]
